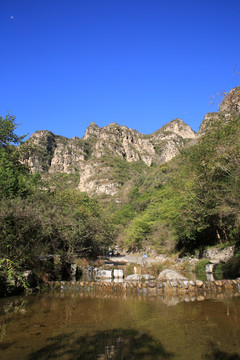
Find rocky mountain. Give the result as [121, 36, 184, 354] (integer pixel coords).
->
[21, 86, 240, 196]
[22, 118, 196, 196]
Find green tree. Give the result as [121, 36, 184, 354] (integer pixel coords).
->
[0, 114, 34, 199]
[0, 113, 25, 147]
[0, 148, 34, 199]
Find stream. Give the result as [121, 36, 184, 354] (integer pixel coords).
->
[1, 290, 240, 359]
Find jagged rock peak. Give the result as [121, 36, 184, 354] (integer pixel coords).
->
[150, 119, 196, 143]
[28, 130, 57, 151]
[219, 86, 240, 114]
[152, 118, 196, 139]
[198, 86, 240, 136]
[84, 122, 140, 140]
[103, 122, 136, 132]
[84, 122, 100, 139]
[30, 129, 55, 138]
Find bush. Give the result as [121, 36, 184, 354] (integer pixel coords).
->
[195, 259, 211, 275]
[222, 256, 240, 279]
[214, 263, 223, 280]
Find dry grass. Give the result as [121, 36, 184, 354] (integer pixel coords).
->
[74, 257, 105, 268]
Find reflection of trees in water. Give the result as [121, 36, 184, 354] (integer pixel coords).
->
[28, 329, 174, 360]
[204, 342, 240, 360]
[0, 297, 28, 343]
[27, 331, 240, 360]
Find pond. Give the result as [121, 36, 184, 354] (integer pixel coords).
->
[0, 291, 240, 359]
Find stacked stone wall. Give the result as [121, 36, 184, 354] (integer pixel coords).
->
[49, 279, 240, 301]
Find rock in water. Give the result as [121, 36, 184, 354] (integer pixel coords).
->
[96, 269, 113, 279]
[158, 269, 187, 281]
[113, 269, 124, 278]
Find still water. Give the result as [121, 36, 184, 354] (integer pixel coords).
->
[0, 291, 240, 360]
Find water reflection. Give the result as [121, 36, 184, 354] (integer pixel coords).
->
[1, 292, 240, 359]
[206, 273, 215, 282]
[29, 329, 173, 360]
[204, 342, 240, 360]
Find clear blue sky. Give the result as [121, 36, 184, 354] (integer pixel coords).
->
[1, 0, 240, 139]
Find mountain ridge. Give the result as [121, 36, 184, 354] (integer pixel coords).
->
[21, 86, 240, 196]
[22, 118, 196, 196]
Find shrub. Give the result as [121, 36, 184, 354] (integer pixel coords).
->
[195, 259, 211, 275]
[222, 256, 240, 279]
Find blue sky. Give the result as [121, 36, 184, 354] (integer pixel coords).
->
[0, 0, 240, 139]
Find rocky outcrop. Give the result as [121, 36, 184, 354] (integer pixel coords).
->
[198, 86, 240, 136]
[22, 119, 196, 196]
[84, 122, 156, 166]
[219, 86, 240, 114]
[150, 119, 196, 163]
[202, 246, 235, 264]
[23, 130, 87, 174]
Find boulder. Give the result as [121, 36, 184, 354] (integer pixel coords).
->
[196, 280, 203, 287]
[158, 269, 187, 281]
[113, 269, 124, 278]
[96, 269, 113, 279]
[205, 263, 215, 273]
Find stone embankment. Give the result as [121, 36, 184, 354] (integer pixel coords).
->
[49, 278, 240, 301]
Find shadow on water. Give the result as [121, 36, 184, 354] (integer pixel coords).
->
[204, 342, 240, 360]
[0, 341, 16, 351]
[28, 329, 174, 360]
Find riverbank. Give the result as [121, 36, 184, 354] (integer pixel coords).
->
[1, 245, 237, 298]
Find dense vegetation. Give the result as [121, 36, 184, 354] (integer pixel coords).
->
[109, 110, 240, 256]
[0, 115, 113, 295]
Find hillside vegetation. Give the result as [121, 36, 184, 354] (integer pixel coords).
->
[0, 115, 113, 295]
[111, 111, 240, 254]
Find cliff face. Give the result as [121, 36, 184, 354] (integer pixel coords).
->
[22, 118, 196, 195]
[198, 86, 240, 136]
[23, 130, 87, 174]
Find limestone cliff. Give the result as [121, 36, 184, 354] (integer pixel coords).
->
[22, 118, 196, 196]
[23, 130, 87, 173]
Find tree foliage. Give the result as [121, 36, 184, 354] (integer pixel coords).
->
[0, 114, 26, 147]
[0, 114, 36, 199]
[0, 115, 113, 294]
[0, 190, 112, 265]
